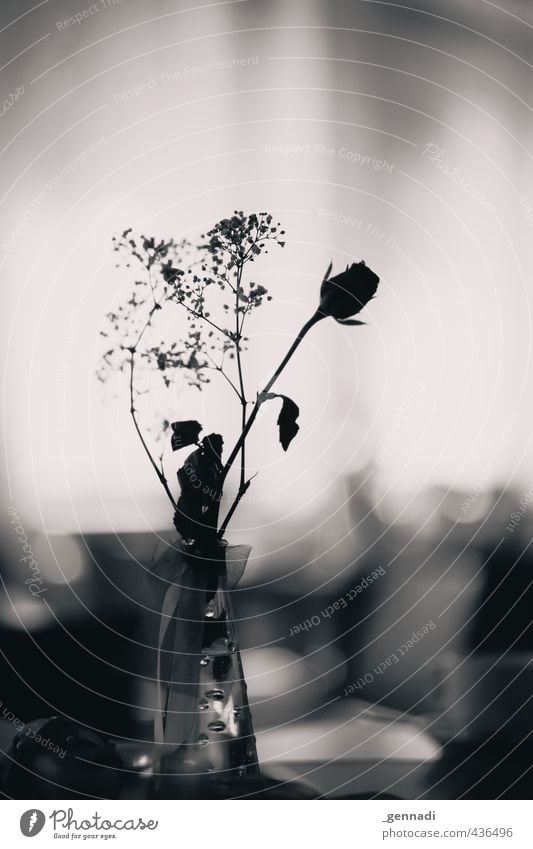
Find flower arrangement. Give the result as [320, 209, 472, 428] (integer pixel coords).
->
[97, 211, 379, 794]
[98, 212, 379, 543]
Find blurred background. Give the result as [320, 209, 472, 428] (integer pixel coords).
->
[1, 0, 533, 798]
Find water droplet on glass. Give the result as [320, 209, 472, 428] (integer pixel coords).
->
[132, 753, 152, 770]
[226, 641, 236, 652]
[198, 734, 209, 746]
[233, 707, 242, 717]
[205, 600, 215, 619]
[207, 720, 226, 732]
[238, 766, 247, 778]
[198, 698, 209, 711]
[200, 656, 210, 666]
[205, 688, 224, 700]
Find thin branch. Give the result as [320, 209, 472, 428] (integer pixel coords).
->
[217, 471, 258, 539]
[128, 349, 176, 509]
[218, 479, 251, 539]
[132, 300, 162, 350]
[173, 296, 228, 337]
[158, 451, 168, 482]
[204, 350, 242, 400]
[234, 262, 248, 490]
[147, 265, 156, 303]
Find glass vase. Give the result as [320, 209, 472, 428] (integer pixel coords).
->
[149, 538, 260, 797]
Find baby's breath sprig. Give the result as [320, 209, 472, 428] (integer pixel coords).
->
[97, 214, 286, 515]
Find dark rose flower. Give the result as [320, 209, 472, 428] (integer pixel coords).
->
[318, 261, 379, 321]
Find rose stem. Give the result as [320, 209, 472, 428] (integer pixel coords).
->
[217, 308, 324, 537]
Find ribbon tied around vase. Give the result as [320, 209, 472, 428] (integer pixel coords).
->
[149, 538, 251, 747]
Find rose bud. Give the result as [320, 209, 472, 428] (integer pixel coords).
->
[318, 261, 379, 322]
